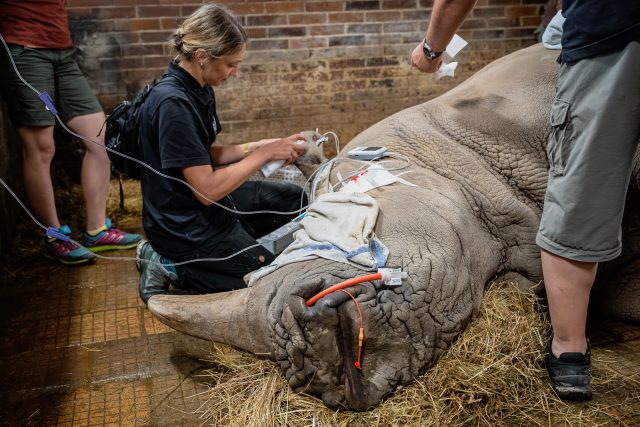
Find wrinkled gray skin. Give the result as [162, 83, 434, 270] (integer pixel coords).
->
[148, 44, 640, 410]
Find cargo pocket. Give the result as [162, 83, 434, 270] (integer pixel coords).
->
[547, 98, 571, 176]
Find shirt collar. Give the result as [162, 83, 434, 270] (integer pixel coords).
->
[165, 61, 212, 105]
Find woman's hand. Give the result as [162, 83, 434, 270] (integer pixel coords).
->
[257, 133, 307, 166]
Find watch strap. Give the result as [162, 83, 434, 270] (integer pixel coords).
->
[422, 38, 443, 60]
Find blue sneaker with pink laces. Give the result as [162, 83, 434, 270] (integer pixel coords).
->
[83, 218, 143, 252]
[44, 225, 96, 265]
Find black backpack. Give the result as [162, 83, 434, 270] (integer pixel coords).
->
[104, 80, 157, 180]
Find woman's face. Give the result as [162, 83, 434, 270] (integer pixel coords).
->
[204, 46, 246, 86]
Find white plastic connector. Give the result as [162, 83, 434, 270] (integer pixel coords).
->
[378, 268, 407, 287]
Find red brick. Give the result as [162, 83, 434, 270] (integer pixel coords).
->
[157, 0, 203, 3]
[461, 18, 489, 29]
[366, 56, 400, 66]
[229, 3, 266, 15]
[487, 17, 519, 27]
[246, 28, 268, 39]
[143, 56, 170, 68]
[488, 0, 521, 3]
[521, 16, 542, 26]
[265, 2, 305, 13]
[247, 15, 288, 26]
[289, 14, 327, 25]
[114, 18, 161, 31]
[471, 29, 505, 39]
[138, 30, 172, 43]
[137, 6, 180, 18]
[289, 38, 328, 49]
[161, 18, 181, 30]
[327, 12, 364, 23]
[96, 6, 136, 19]
[383, 22, 419, 32]
[472, 7, 505, 17]
[113, 0, 157, 4]
[347, 23, 383, 33]
[329, 58, 366, 68]
[365, 11, 402, 21]
[346, 1, 380, 10]
[310, 24, 346, 36]
[180, 5, 201, 16]
[268, 27, 307, 38]
[382, 0, 417, 8]
[504, 27, 538, 38]
[249, 39, 289, 51]
[306, 2, 344, 12]
[117, 56, 144, 69]
[66, 0, 110, 6]
[67, 7, 92, 19]
[402, 10, 430, 21]
[504, 5, 540, 17]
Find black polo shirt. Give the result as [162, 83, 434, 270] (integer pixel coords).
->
[139, 61, 235, 259]
[560, 0, 640, 63]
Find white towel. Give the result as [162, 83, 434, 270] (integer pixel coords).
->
[248, 192, 388, 285]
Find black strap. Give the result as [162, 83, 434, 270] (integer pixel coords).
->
[118, 175, 125, 210]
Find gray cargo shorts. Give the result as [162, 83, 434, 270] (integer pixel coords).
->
[536, 41, 640, 262]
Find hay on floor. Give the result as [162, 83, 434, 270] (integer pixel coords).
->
[195, 282, 639, 427]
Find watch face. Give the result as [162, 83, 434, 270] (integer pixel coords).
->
[422, 40, 441, 60]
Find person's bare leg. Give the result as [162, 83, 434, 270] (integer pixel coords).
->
[18, 126, 60, 228]
[66, 112, 110, 231]
[541, 249, 596, 356]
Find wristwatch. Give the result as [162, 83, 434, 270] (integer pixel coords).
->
[422, 39, 443, 60]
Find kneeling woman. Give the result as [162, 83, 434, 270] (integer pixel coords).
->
[137, 4, 307, 303]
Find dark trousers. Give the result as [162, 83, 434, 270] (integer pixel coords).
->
[176, 181, 307, 293]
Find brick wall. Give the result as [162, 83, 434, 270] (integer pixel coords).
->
[66, 0, 546, 147]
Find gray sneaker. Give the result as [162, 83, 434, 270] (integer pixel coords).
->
[136, 240, 178, 304]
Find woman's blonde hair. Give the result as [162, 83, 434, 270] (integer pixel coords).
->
[170, 4, 247, 61]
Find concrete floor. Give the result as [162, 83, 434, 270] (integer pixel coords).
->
[0, 248, 212, 426]
[1, 245, 640, 426]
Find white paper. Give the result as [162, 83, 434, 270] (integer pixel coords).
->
[435, 34, 468, 79]
[339, 164, 416, 194]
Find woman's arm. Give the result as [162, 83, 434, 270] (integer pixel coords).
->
[185, 134, 306, 205]
[210, 138, 279, 165]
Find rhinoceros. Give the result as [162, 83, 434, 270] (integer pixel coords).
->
[147, 44, 640, 410]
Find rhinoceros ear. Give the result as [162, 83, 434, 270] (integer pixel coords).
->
[148, 289, 272, 355]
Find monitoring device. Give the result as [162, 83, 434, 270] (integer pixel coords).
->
[347, 146, 388, 161]
[257, 220, 301, 255]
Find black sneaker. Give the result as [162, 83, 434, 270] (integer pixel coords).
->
[545, 335, 593, 401]
[136, 240, 178, 304]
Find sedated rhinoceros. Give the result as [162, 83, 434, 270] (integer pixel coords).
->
[147, 44, 640, 410]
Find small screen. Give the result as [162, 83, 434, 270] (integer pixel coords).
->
[363, 146, 383, 151]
